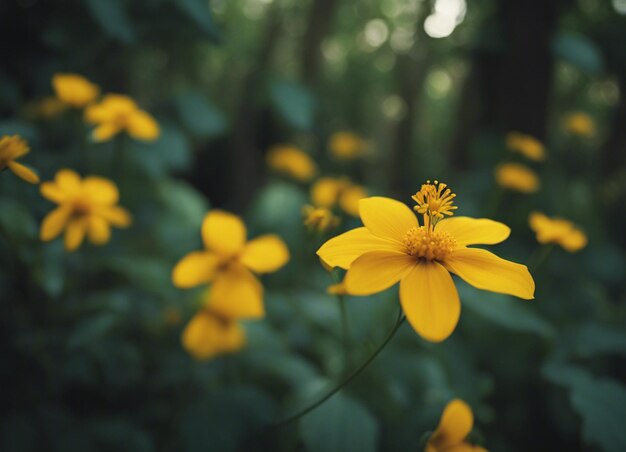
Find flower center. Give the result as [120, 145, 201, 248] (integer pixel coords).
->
[403, 227, 456, 261]
[412, 180, 457, 229]
[72, 199, 92, 216]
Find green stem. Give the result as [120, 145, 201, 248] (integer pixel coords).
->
[274, 309, 405, 427]
[337, 293, 352, 370]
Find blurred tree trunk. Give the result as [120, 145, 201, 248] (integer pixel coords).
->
[301, 0, 339, 88]
[603, 74, 626, 173]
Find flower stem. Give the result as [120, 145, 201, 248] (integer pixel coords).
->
[273, 308, 405, 427]
[337, 293, 352, 369]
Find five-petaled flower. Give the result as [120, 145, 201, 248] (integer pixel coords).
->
[0, 135, 40, 184]
[172, 210, 290, 318]
[84, 94, 160, 142]
[52, 73, 100, 108]
[317, 181, 535, 342]
[426, 399, 488, 452]
[40, 169, 132, 251]
[529, 212, 587, 252]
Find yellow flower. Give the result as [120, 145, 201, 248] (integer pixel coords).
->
[52, 73, 100, 108]
[317, 181, 534, 342]
[564, 112, 595, 137]
[182, 306, 245, 360]
[529, 212, 587, 252]
[0, 135, 39, 184]
[40, 169, 132, 251]
[329, 131, 366, 160]
[505, 132, 546, 161]
[310, 177, 367, 217]
[266, 145, 317, 182]
[84, 94, 160, 142]
[426, 399, 488, 452]
[33, 96, 68, 119]
[172, 210, 290, 318]
[494, 163, 540, 193]
[327, 281, 347, 295]
[303, 204, 340, 232]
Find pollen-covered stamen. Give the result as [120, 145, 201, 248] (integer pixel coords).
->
[403, 226, 457, 261]
[412, 180, 458, 227]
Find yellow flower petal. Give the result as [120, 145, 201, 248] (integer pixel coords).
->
[400, 262, 460, 342]
[339, 185, 367, 217]
[429, 399, 474, 450]
[172, 251, 220, 288]
[182, 311, 246, 360]
[240, 234, 289, 273]
[40, 206, 72, 241]
[311, 178, 342, 207]
[359, 196, 418, 242]
[40, 181, 67, 203]
[98, 206, 132, 227]
[494, 163, 540, 193]
[127, 110, 160, 141]
[209, 265, 264, 319]
[64, 218, 87, 251]
[201, 210, 246, 257]
[87, 216, 111, 245]
[444, 248, 535, 299]
[52, 73, 100, 108]
[83, 176, 119, 205]
[436, 217, 510, 246]
[344, 251, 416, 295]
[561, 229, 588, 252]
[316, 227, 405, 270]
[7, 161, 39, 184]
[92, 123, 121, 142]
[55, 169, 82, 194]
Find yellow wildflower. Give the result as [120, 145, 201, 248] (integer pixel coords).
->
[494, 163, 540, 193]
[564, 112, 595, 137]
[52, 73, 100, 108]
[182, 306, 245, 360]
[266, 145, 317, 182]
[310, 177, 367, 217]
[426, 399, 488, 452]
[172, 210, 289, 318]
[529, 212, 587, 252]
[329, 131, 366, 160]
[84, 94, 160, 142]
[40, 169, 132, 251]
[505, 132, 546, 161]
[317, 181, 534, 342]
[303, 204, 340, 232]
[0, 135, 39, 184]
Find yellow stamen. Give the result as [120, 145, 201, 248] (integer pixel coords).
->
[403, 227, 457, 262]
[412, 180, 457, 229]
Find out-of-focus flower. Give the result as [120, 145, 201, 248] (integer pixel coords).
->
[0, 135, 39, 184]
[84, 94, 160, 142]
[529, 212, 587, 252]
[182, 306, 245, 360]
[266, 145, 317, 182]
[317, 181, 534, 342]
[506, 132, 546, 161]
[327, 281, 347, 295]
[30, 96, 67, 119]
[311, 177, 367, 217]
[40, 169, 132, 251]
[163, 307, 182, 326]
[303, 204, 340, 232]
[564, 112, 596, 137]
[426, 399, 488, 452]
[494, 163, 540, 193]
[172, 210, 289, 318]
[329, 131, 366, 160]
[52, 73, 100, 108]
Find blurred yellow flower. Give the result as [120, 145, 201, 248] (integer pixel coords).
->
[310, 177, 367, 217]
[33, 96, 67, 119]
[317, 181, 534, 342]
[0, 135, 39, 184]
[426, 399, 488, 452]
[506, 132, 545, 161]
[52, 73, 100, 108]
[529, 212, 587, 252]
[40, 169, 132, 251]
[327, 281, 347, 295]
[182, 306, 245, 360]
[329, 131, 366, 160]
[172, 210, 289, 318]
[564, 112, 595, 137]
[85, 94, 160, 142]
[303, 204, 340, 232]
[494, 163, 540, 193]
[266, 145, 317, 182]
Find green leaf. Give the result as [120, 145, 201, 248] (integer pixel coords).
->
[557, 323, 626, 360]
[269, 79, 315, 130]
[543, 363, 626, 452]
[173, 92, 227, 139]
[459, 285, 554, 338]
[84, 0, 134, 44]
[175, 0, 222, 42]
[552, 33, 604, 74]
[299, 386, 379, 452]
